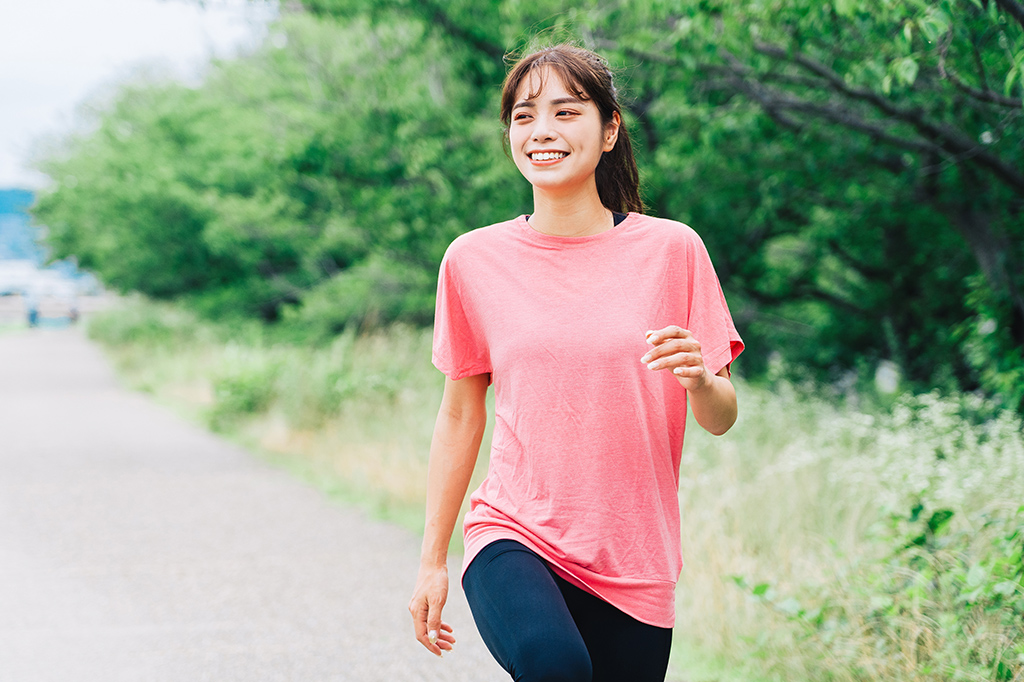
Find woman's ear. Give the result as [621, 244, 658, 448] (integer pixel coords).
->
[603, 111, 621, 152]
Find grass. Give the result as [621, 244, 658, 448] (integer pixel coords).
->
[89, 297, 1024, 682]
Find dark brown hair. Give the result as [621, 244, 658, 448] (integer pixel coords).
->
[500, 44, 644, 214]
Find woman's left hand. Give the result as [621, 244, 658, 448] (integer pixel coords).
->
[641, 326, 711, 391]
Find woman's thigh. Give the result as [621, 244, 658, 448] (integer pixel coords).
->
[554, 574, 673, 682]
[463, 540, 592, 681]
[462, 540, 671, 682]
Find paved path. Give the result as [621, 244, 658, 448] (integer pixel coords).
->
[0, 329, 504, 681]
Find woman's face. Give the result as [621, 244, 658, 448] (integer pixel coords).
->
[508, 67, 619, 198]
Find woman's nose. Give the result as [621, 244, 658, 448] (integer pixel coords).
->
[531, 120, 556, 142]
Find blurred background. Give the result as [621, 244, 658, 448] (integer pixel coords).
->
[2, 1, 1022, 680]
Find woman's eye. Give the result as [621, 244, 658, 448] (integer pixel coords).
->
[557, 110, 578, 117]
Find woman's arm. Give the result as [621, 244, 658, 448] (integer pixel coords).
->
[408, 372, 489, 656]
[642, 326, 738, 436]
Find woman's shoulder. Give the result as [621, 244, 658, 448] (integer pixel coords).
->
[630, 213, 706, 247]
[443, 217, 522, 261]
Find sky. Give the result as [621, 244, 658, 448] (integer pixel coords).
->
[0, 0, 278, 189]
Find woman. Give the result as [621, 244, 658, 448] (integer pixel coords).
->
[408, 44, 743, 682]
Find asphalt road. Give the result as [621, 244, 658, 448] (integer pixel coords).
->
[0, 328, 505, 682]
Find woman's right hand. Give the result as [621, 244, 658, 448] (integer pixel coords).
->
[409, 562, 456, 656]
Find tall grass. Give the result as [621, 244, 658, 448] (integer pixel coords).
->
[90, 298, 1024, 681]
[677, 385, 1024, 681]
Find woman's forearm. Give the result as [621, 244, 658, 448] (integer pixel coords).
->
[687, 370, 737, 436]
[420, 375, 489, 568]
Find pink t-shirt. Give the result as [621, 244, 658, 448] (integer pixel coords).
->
[432, 213, 743, 628]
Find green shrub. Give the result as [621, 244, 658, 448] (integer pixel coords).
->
[88, 296, 205, 348]
[207, 344, 282, 428]
[721, 390, 1024, 681]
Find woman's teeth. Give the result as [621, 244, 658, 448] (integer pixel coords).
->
[531, 152, 567, 161]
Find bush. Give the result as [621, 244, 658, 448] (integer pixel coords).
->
[207, 344, 283, 429]
[711, 389, 1024, 681]
[88, 296, 205, 348]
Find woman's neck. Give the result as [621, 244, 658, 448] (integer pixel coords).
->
[527, 185, 614, 238]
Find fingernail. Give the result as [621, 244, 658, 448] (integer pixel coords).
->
[648, 335, 658, 344]
[673, 367, 683, 375]
[641, 354, 651, 363]
[648, 362, 660, 370]
[428, 630, 438, 644]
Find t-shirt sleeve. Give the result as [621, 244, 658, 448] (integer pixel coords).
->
[685, 234, 744, 377]
[432, 246, 492, 381]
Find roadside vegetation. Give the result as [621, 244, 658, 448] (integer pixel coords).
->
[90, 299, 1024, 682]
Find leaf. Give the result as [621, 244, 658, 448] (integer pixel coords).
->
[966, 563, 988, 588]
[776, 597, 802, 616]
[895, 57, 919, 86]
[1006, 66, 1020, 98]
[919, 15, 948, 43]
[960, 587, 985, 604]
[928, 509, 955, 535]
[752, 582, 771, 597]
[834, 0, 858, 17]
[869, 595, 894, 611]
[992, 580, 1020, 597]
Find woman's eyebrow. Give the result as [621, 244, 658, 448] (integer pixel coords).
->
[513, 96, 586, 110]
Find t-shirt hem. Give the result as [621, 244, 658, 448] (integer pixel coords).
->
[462, 526, 677, 628]
[431, 355, 491, 382]
[703, 339, 744, 378]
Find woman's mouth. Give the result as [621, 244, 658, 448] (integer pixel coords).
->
[529, 151, 568, 162]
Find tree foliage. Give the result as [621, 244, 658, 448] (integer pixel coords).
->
[31, 0, 1024, 405]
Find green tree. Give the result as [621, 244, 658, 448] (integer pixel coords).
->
[33, 12, 525, 329]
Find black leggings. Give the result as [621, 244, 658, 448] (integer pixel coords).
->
[462, 540, 673, 682]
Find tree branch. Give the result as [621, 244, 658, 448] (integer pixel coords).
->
[419, 0, 505, 63]
[994, 0, 1024, 30]
[593, 35, 1024, 193]
[716, 51, 942, 154]
[826, 238, 890, 281]
[938, 35, 1022, 109]
[752, 41, 1024, 195]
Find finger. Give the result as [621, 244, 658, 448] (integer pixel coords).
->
[642, 340, 701, 367]
[411, 599, 445, 655]
[645, 326, 690, 344]
[437, 628, 456, 651]
[648, 352, 702, 372]
[650, 349, 704, 374]
[425, 600, 445, 656]
[410, 601, 431, 646]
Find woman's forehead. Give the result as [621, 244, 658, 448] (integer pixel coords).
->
[514, 65, 590, 104]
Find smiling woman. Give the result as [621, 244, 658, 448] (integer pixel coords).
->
[408, 44, 744, 682]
